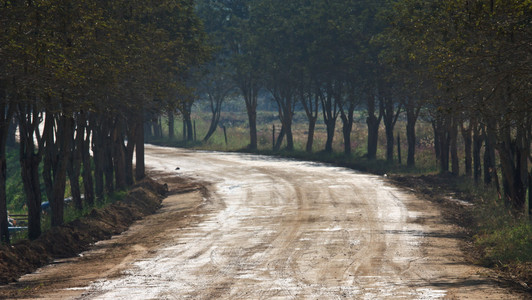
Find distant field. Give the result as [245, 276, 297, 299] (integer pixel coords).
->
[155, 109, 440, 174]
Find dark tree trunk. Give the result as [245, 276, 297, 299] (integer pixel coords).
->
[300, 89, 319, 153]
[450, 116, 459, 176]
[321, 82, 340, 153]
[432, 119, 441, 162]
[274, 125, 285, 151]
[46, 114, 74, 227]
[406, 119, 416, 167]
[497, 126, 528, 212]
[439, 117, 450, 173]
[247, 108, 257, 150]
[0, 101, 14, 244]
[103, 122, 114, 194]
[404, 100, 421, 167]
[306, 119, 316, 152]
[366, 94, 382, 160]
[461, 119, 472, 177]
[7, 118, 16, 148]
[484, 125, 500, 193]
[81, 119, 94, 207]
[168, 111, 175, 139]
[112, 120, 127, 190]
[203, 108, 221, 142]
[472, 120, 483, 182]
[340, 102, 355, 156]
[91, 116, 105, 201]
[397, 135, 402, 165]
[125, 118, 136, 186]
[135, 114, 145, 181]
[382, 97, 401, 163]
[18, 104, 43, 240]
[67, 116, 83, 211]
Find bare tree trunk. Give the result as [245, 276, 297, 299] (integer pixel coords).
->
[0, 100, 14, 244]
[135, 114, 145, 181]
[81, 117, 94, 207]
[306, 120, 316, 153]
[68, 116, 83, 210]
[366, 94, 382, 160]
[382, 97, 401, 162]
[91, 116, 105, 201]
[103, 123, 114, 194]
[168, 111, 175, 139]
[439, 115, 450, 173]
[112, 120, 127, 190]
[484, 125, 500, 193]
[450, 116, 459, 176]
[472, 119, 482, 182]
[47, 114, 73, 226]
[274, 125, 285, 151]
[340, 101, 355, 156]
[125, 118, 136, 186]
[321, 81, 340, 153]
[18, 104, 43, 239]
[460, 118, 472, 177]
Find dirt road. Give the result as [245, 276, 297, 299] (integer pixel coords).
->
[2, 145, 527, 299]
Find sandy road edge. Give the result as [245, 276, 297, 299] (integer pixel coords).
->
[0, 174, 203, 298]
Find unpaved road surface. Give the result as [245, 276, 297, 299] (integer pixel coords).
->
[1, 145, 528, 299]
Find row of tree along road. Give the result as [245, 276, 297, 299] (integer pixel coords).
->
[1, 0, 530, 247]
[188, 0, 531, 219]
[0, 1, 209, 244]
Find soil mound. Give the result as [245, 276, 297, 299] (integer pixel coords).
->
[0, 177, 167, 284]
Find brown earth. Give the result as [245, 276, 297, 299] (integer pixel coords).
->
[0, 177, 171, 286]
[390, 174, 532, 294]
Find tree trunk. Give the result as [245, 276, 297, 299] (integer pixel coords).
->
[103, 126, 114, 194]
[203, 108, 221, 142]
[0, 157, 8, 244]
[432, 119, 441, 162]
[125, 118, 136, 186]
[274, 125, 285, 151]
[168, 111, 175, 139]
[461, 119, 472, 177]
[340, 103, 355, 156]
[285, 117, 294, 151]
[382, 97, 401, 162]
[18, 105, 43, 240]
[406, 117, 416, 167]
[135, 114, 145, 181]
[247, 108, 257, 150]
[306, 118, 316, 153]
[91, 116, 105, 201]
[484, 125, 500, 192]
[50, 115, 73, 227]
[81, 121, 94, 207]
[450, 116, 459, 176]
[67, 117, 83, 211]
[366, 95, 382, 160]
[112, 120, 127, 190]
[472, 120, 483, 182]
[0, 101, 14, 244]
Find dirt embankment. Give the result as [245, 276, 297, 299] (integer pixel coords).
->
[389, 174, 532, 294]
[0, 177, 168, 284]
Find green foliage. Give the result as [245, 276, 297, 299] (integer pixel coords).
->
[475, 217, 532, 265]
